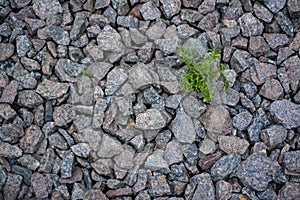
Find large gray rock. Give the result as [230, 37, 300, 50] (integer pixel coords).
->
[0, 43, 14, 61]
[270, 100, 300, 129]
[170, 109, 196, 144]
[97, 25, 124, 52]
[238, 13, 264, 37]
[136, 109, 168, 130]
[97, 135, 123, 158]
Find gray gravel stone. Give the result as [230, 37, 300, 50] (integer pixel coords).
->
[55, 59, 84, 82]
[192, 173, 216, 200]
[136, 109, 167, 130]
[164, 140, 183, 165]
[236, 153, 282, 191]
[0, 104, 16, 120]
[145, 149, 170, 173]
[149, 173, 172, 197]
[0, 43, 14, 61]
[216, 180, 232, 200]
[160, 0, 181, 19]
[248, 36, 270, 57]
[170, 109, 196, 144]
[36, 79, 69, 100]
[53, 104, 75, 127]
[253, 1, 273, 23]
[232, 111, 253, 131]
[32, 0, 62, 23]
[199, 138, 216, 155]
[140, 1, 161, 20]
[0, 142, 23, 158]
[283, 150, 300, 175]
[97, 25, 124, 52]
[230, 49, 252, 73]
[278, 182, 300, 200]
[71, 143, 91, 158]
[182, 95, 206, 118]
[155, 37, 180, 55]
[16, 35, 32, 57]
[288, 0, 300, 18]
[247, 108, 270, 142]
[97, 134, 123, 158]
[270, 100, 300, 129]
[260, 0, 286, 13]
[218, 135, 249, 155]
[17, 90, 43, 109]
[61, 150, 74, 178]
[114, 145, 135, 170]
[260, 125, 287, 149]
[238, 13, 264, 37]
[169, 163, 189, 182]
[275, 12, 294, 36]
[3, 173, 23, 200]
[211, 154, 241, 181]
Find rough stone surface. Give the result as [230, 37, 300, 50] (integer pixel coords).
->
[238, 13, 264, 37]
[0, 43, 14, 61]
[218, 135, 249, 155]
[236, 153, 282, 191]
[211, 154, 241, 181]
[270, 100, 300, 129]
[232, 111, 253, 131]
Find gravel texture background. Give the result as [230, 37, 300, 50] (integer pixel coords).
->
[0, 0, 300, 199]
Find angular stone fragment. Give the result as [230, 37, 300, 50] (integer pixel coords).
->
[85, 189, 108, 200]
[232, 111, 253, 131]
[59, 167, 83, 184]
[148, 173, 172, 197]
[61, 151, 74, 178]
[145, 149, 170, 173]
[160, 0, 181, 19]
[70, 13, 88, 41]
[155, 37, 180, 55]
[145, 21, 166, 40]
[95, 0, 110, 9]
[198, 0, 216, 14]
[0, 104, 16, 120]
[260, 125, 287, 149]
[260, 0, 286, 13]
[140, 1, 161, 20]
[0, 142, 22, 158]
[106, 188, 133, 198]
[218, 135, 249, 155]
[71, 143, 91, 158]
[0, 43, 14, 61]
[211, 154, 241, 181]
[170, 109, 196, 144]
[105, 67, 128, 95]
[39, 148, 55, 173]
[91, 159, 113, 176]
[21, 57, 41, 71]
[97, 135, 123, 158]
[199, 105, 232, 135]
[55, 59, 84, 82]
[36, 79, 69, 100]
[46, 25, 70, 45]
[164, 140, 183, 165]
[236, 153, 282, 191]
[128, 63, 159, 90]
[3, 173, 23, 200]
[275, 12, 294, 36]
[238, 13, 264, 37]
[278, 182, 300, 200]
[250, 62, 277, 85]
[17, 154, 40, 171]
[114, 145, 135, 170]
[216, 180, 232, 200]
[20, 125, 44, 154]
[283, 150, 300, 175]
[264, 33, 290, 50]
[230, 49, 251, 73]
[249, 36, 270, 57]
[259, 79, 284, 100]
[31, 172, 51, 198]
[97, 25, 124, 52]
[253, 1, 273, 23]
[136, 109, 167, 130]
[53, 104, 75, 127]
[182, 0, 201, 7]
[192, 173, 215, 200]
[16, 35, 32, 57]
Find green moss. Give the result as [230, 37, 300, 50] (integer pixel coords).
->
[177, 46, 229, 102]
[81, 69, 91, 77]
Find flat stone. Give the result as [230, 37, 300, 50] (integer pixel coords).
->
[0, 43, 14, 61]
[170, 109, 196, 144]
[114, 145, 135, 170]
[0, 142, 22, 158]
[238, 13, 264, 37]
[236, 153, 282, 191]
[218, 135, 250, 155]
[95, 0, 110, 9]
[264, 33, 290, 50]
[211, 154, 241, 181]
[3, 173, 23, 200]
[260, 125, 287, 149]
[97, 25, 124, 52]
[16, 35, 32, 57]
[140, 1, 161, 20]
[136, 109, 167, 130]
[20, 57, 41, 71]
[36, 79, 69, 100]
[259, 79, 284, 100]
[20, 125, 44, 154]
[117, 16, 139, 28]
[31, 172, 51, 198]
[192, 173, 215, 200]
[53, 104, 75, 127]
[164, 140, 183, 165]
[199, 105, 232, 135]
[97, 134, 123, 158]
[160, 0, 181, 19]
[232, 111, 253, 131]
[198, 151, 223, 170]
[145, 149, 170, 173]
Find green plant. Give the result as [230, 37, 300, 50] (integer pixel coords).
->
[177, 46, 229, 102]
[81, 69, 91, 77]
